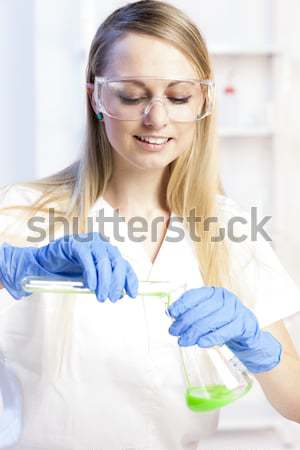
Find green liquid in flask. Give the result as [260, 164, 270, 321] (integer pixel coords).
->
[186, 383, 252, 412]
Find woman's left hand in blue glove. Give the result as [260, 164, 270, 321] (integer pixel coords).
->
[167, 286, 282, 373]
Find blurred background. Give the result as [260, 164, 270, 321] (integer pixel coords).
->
[0, 0, 300, 448]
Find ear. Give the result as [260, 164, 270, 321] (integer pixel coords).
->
[86, 83, 98, 115]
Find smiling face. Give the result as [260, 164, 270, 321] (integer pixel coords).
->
[96, 32, 199, 171]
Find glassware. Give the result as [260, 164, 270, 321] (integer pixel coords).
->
[0, 351, 23, 448]
[180, 342, 253, 412]
[22, 276, 253, 412]
[164, 283, 253, 412]
[21, 276, 175, 297]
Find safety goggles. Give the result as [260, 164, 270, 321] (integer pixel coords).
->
[92, 76, 215, 122]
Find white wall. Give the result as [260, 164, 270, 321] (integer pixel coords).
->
[0, 0, 35, 184]
[34, 0, 85, 178]
[273, 0, 300, 286]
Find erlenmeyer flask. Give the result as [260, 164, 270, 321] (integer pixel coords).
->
[163, 282, 253, 413]
[179, 344, 252, 412]
[22, 276, 253, 412]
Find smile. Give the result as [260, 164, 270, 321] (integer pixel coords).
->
[133, 135, 173, 151]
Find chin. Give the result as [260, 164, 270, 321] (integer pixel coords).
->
[126, 153, 170, 170]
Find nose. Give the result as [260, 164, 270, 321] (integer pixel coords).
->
[143, 98, 169, 128]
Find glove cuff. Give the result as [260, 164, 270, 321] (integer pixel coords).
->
[0, 243, 38, 300]
[228, 331, 282, 373]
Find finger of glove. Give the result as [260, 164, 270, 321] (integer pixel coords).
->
[105, 242, 122, 262]
[105, 243, 138, 298]
[167, 286, 216, 319]
[104, 243, 126, 300]
[124, 261, 139, 298]
[195, 317, 245, 348]
[169, 291, 225, 336]
[174, 296, 238, 344]
[72, 246, 97, 291]
[108, 257, 127, 302]
[89, 236, 113, 301]
[228, 310, 261, 351]
[93, 253, 112, 302]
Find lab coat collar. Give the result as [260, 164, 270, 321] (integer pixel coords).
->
[89, 195, 188, 283]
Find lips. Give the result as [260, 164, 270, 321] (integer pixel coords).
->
[134, 136, 173, 143]
[133, 135, 173, 151]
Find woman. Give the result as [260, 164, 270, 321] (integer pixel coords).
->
[0, 1, 300, 449]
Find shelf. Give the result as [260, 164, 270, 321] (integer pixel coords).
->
[218, 127, 273, 138]
[210, 46, 278, 56]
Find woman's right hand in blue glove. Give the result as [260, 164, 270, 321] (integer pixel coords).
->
[0, 232, 138, 302]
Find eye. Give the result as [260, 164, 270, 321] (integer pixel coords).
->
[118, 94, 148, 104]
[167, 96, 192, 104]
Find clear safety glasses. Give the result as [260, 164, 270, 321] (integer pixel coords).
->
[92, 76, 215, 122]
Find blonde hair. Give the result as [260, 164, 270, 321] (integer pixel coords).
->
[1, 0, 235, 379]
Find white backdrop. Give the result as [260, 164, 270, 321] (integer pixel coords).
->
[1, 2, 300, 446]
[0, 0, 36, 183]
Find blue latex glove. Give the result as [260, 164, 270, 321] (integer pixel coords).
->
[167, 286, 282, 373]
[0, 232, 138, 302]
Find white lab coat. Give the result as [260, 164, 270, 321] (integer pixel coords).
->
[0, 184, 300, 450]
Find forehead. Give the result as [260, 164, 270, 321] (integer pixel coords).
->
[104, 32, 198, 79]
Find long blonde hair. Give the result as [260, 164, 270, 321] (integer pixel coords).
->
[1, 0, 234, 378]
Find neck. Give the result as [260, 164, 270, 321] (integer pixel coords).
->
[104, 162, 171, 219]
